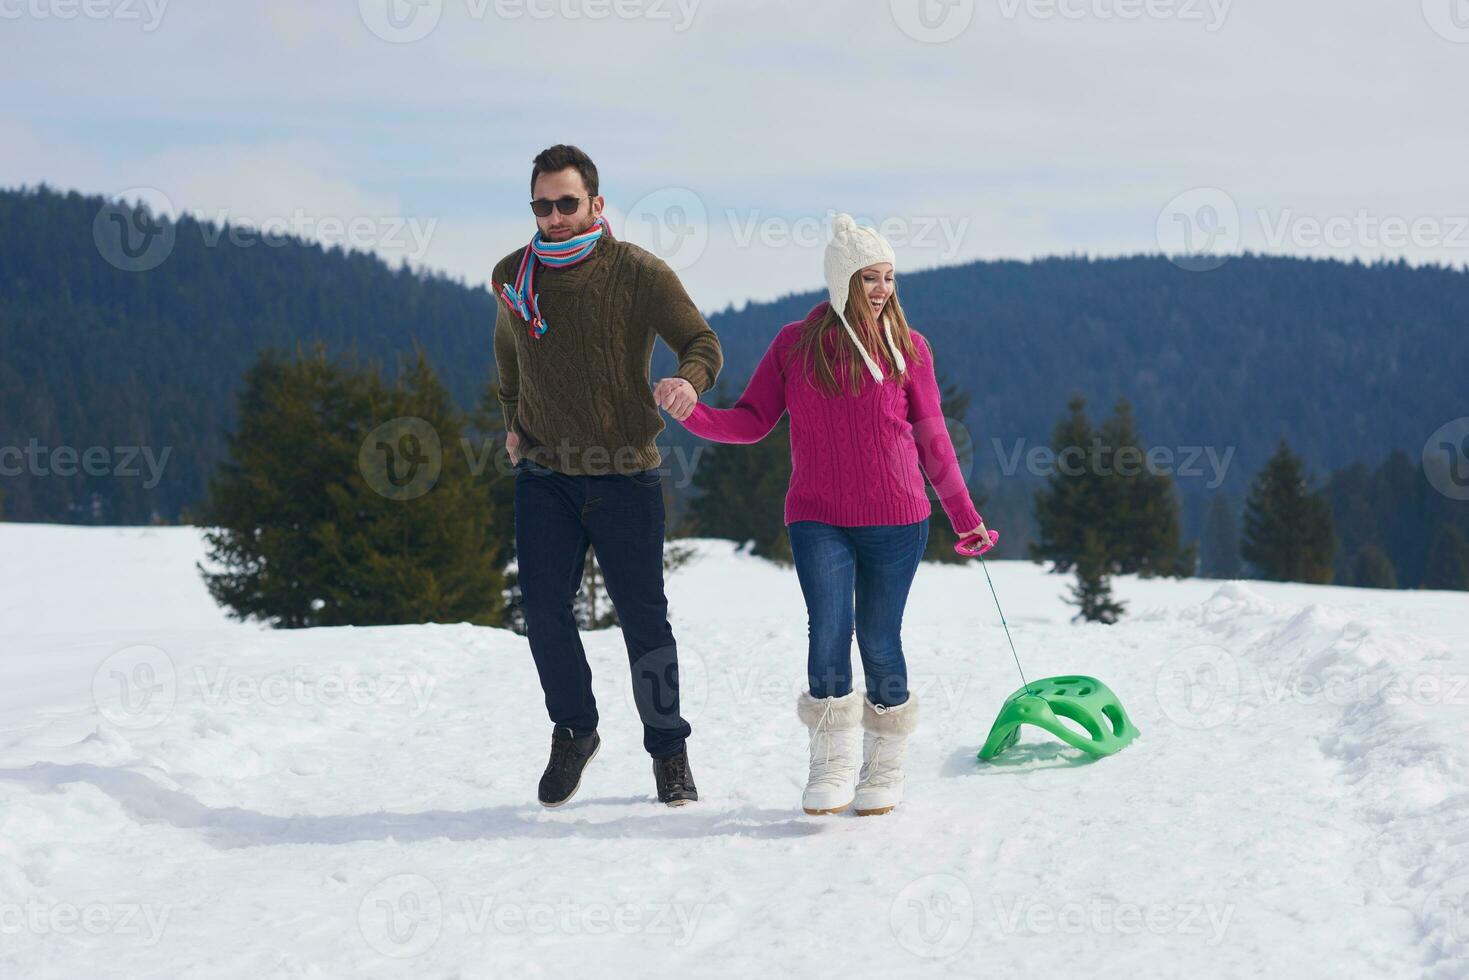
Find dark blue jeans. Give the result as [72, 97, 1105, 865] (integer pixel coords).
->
[787, 520, 929, 708]
[513, 458, 691, 759]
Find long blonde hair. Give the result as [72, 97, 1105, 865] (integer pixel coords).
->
[791, 270, 918, 398]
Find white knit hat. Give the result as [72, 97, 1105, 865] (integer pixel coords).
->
[823, 212, 906, 383]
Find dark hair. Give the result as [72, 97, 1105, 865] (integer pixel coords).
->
[531, 144, 599, 198]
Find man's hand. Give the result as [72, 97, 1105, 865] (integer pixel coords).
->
[506, 430, 521, 465]
[654, 378, 698, 421]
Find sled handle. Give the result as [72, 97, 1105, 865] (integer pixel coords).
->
[954, 528, 999, 558]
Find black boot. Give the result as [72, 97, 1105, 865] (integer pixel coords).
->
[653, 748, 698, 806]
[538, 726, 600, 808]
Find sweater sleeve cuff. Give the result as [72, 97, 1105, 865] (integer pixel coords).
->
[682, 402, 721, 438]
[675, 362, 712, 394]
[943, 497, 984, 539]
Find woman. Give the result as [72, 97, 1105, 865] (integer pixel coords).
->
[677, 213, 993, 816]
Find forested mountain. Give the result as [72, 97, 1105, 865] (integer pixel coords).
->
[0, 185, 494, 522]
[662, 250, 1469, 498]
[3, 184, 1466, 534]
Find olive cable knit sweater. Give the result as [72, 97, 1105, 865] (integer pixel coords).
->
[492, 229, 723, 475]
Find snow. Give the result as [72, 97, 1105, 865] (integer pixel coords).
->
[1, 523, 1466, 978]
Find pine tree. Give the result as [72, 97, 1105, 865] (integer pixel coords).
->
[199, 345, 509, 627]
[1097, 398, 1196, 577]
[1032, 396, 1193, 578]
[1421, 525, 1469, 591]
[1033, 396, 1193, 623]
[1201, 493, 1241, 578]
[1241, 439, 1336, 583]
[1068, 529, 1126, 624]
[1031, 396, 1103, 574]
[317, 348, 507, 626]
[1326, 449, 1469, 589]
[1350, 545, 1398, 589]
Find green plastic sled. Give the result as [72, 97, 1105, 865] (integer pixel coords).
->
[978, 675, 1140, 761]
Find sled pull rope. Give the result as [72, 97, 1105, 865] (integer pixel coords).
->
[977, 552, 1034, 697]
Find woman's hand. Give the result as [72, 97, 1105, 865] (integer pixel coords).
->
[956, 521, 997, 557]
[506, 430, 521, 465]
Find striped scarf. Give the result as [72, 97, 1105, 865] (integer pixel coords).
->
[496, 216, 609, 339]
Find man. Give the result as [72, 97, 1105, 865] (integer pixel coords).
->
[492, 144, 722, 808]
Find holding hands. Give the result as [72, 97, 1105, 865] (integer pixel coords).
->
[654, 377, 698, 421]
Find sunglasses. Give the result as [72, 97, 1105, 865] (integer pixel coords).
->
[529, 196, 586, 218]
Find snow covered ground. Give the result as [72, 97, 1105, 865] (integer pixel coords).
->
[1, 523, 1466, 978]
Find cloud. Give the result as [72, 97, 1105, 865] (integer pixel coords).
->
[2, 0, 1466, 309]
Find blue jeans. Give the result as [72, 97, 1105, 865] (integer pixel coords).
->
[513, 457, 691, 759]
[787, 520, 929, 708]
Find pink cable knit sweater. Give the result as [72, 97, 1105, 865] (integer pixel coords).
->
[680, 303, 983, 536]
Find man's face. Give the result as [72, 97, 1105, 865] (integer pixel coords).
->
[531, 167, 603, 242]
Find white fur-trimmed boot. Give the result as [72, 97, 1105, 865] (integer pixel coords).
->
[855, 694, 920, 816]
[796, 690, 863, 815]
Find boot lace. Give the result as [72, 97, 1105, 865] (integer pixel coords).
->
[808, 700, 856, 788]
[548, 733, 581, 772]
[659, 753, 692, 789]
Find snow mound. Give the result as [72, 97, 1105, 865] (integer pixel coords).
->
[0, 526, 1465, 977]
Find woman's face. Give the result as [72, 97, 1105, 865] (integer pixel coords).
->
[859, 263, 896, 319]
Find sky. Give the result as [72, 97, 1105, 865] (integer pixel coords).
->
[3, 0, 1469, 311]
